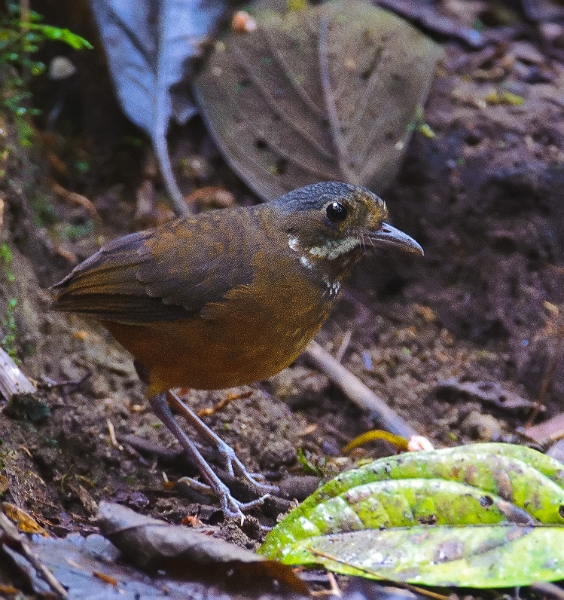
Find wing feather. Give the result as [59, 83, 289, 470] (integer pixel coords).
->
[52, 209, 257, 323]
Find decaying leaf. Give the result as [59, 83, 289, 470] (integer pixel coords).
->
[259, 443, 564, 587]
[98, 502, 308, 594]
[7, 532, 304, 600]
[193, 0, 442, 200]
[88, 0, 229, 214]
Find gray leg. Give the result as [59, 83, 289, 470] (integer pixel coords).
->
[149, 392, 275, 520]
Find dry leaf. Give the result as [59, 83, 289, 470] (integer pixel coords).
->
[193, 0, 442, 200]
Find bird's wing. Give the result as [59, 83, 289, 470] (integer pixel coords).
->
[52, 210, 256, 324]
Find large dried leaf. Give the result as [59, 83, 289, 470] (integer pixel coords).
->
[193, 0, 442, 200]
[259, 443, 564, 588]
[3, 532, 309, 600]
[89, 0, 228, 214]
[98, 502, 308, 594]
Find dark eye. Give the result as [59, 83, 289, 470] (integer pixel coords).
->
[326, 202, 347, 222]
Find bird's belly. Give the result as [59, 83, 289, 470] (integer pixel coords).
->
[103, 290, 332, 395]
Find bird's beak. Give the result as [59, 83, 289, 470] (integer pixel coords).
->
[368, 223, 424, 255]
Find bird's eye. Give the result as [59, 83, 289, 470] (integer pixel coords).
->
[326, 202, 347, 222]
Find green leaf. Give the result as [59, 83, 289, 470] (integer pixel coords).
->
[259, 443, 564, 587]
[25, 23, 92, 50]
[288, 525, 564, 588]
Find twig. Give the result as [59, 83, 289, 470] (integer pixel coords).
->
[19, 0, 29, 28]
[106, 419, 123, 451]
[37, 371, 92, 391]
[0, 512, 68, 599]
[118, 433, 183, 462]
[334, 330, 352, 364]
[530, 582, 564, 600]
[47, 179, 101, 224]
[196, 390, 253, 417]
[19, 0, 30, 82]
[311, 570, 342, 596]
[304, 340, 417, 438]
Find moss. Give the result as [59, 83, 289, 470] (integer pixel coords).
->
[0, 243, 18, 361]
[1, 297, 18, 361]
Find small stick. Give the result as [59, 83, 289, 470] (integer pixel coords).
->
[334, 330, 352, 364]
[196, 390, 253, 417]
[530, 582, 564, 600]
[311, 571, 342, 597]
[38, 371, 92, 391]
[106, 419, 123, 451]
[304, 340, 417, 438]
[47, 179, 101, 224]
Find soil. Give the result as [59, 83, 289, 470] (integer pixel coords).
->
[1, 1, 564, 595]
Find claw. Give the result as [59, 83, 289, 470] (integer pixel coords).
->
[149, 391, 277, 518]
[178, 477, 270, 521]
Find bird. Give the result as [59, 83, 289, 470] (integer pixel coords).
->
[51, 181, 423, 519]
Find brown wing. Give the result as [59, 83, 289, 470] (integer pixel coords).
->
[51, 208, 257, 324]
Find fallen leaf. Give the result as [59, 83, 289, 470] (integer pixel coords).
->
[89, 0, 229, 214]
[193, 0, 442, 200]
[260, 443, 564, 587]
[98, 501, 308, 593]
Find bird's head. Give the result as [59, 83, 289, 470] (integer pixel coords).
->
[273, 182, 423, 282]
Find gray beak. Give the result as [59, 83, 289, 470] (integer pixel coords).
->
[368, 223, 424, 255]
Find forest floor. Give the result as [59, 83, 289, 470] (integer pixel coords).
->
[1, 2, 564, 597]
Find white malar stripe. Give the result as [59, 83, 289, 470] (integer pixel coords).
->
[309, 236, 359, 260]
[287, 235, 299, 251]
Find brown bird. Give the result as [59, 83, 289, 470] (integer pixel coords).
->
[52, 181, 423, 518]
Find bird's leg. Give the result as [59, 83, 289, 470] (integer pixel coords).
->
[166, 391, 278, 493]
[149, 392, 270, 520]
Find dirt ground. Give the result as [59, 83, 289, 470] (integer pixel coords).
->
[1, 1, 564, 590]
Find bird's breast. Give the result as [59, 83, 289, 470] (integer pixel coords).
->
[105, 249, 338, 394]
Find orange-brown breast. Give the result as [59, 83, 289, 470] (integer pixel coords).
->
[102, 247, 333, 396]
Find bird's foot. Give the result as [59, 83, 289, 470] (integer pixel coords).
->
[178, 476, 270, 521]
[166, 391, 279, 496]
[151, 391, 277, 520]
[214, 438, 279, 494]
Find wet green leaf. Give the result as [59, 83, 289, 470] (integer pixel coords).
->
[288, 525, 564, 588]
[259, 443, 564, 587]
